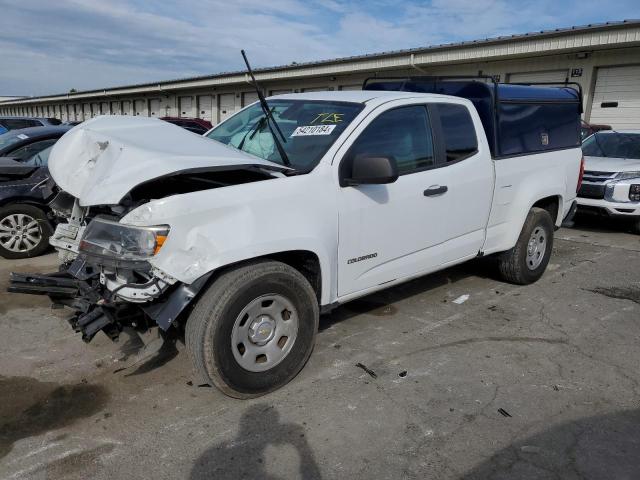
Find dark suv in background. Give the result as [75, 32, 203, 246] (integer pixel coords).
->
[0, 117, 62, 131]
[0, 125, 71, 258]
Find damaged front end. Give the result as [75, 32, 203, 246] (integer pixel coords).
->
[8, 214, 211, 342]
[6, 115, 288, 343]
[8, 202, 209, 342]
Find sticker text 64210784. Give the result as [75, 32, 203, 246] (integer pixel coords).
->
[291, 125, 336, 137]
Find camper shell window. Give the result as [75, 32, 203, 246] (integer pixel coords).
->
[363, 77, 582, 159]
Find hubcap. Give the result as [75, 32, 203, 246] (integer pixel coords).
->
[231, 294, 299, 372]
[0, 214, 42, 253]
[526, 226, 547, 270]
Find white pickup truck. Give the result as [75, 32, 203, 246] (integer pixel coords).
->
[9, 79, 583, 397]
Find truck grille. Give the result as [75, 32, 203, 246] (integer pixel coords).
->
[578, 183, 606, 199]
[582, 170, 616, 183]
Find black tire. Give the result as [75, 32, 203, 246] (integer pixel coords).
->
[186, 260, 319, 398]
[632, 218, 640, 235]
[0, 204, 53, 259]
[498, 207, 554, 285]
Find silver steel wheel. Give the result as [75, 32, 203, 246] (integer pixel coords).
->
[0, 214, 42, 253]
[526, 226, 547, 270]
[231, 294, 299, 372]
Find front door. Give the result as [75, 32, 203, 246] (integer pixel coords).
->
[336, 102, 493, 297]
[337, 104, 449, 296]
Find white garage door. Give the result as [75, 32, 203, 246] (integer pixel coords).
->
[589, 65, 640, 129]
[149, 98, 161, 117]
[507, 69, 569, 84]
[197, 95, 213, 121]
[122, 100, 132, 115]
[242, 92, 259, 107]
[111, 101, 121, 115]
[179, 96, 193, 117]
[218, 93, 237, 123]
[134, 99, 146, 116]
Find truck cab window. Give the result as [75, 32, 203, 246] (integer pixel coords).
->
[434, 104, 478, 162]
[349, 106, 434, 174]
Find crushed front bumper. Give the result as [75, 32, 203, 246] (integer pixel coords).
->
[8, 254, 212, 343]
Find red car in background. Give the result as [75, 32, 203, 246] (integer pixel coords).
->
[160, 117, 213, 135]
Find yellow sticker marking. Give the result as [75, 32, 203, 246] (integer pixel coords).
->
[311, 113, 344, 124]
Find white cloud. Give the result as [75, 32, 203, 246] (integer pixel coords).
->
[0, 0, 636, 96]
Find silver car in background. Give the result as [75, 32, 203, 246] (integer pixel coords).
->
[578, 130, 640, 233]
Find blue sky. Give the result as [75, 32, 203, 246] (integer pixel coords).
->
[0, 0, 637, 96]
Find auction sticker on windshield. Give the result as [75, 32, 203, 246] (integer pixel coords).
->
[291, 125, 336, 136]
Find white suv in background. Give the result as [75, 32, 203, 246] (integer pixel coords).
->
[578, 130, 640, 233]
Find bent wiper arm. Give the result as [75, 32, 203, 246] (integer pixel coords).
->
[241, 49, 291, 167]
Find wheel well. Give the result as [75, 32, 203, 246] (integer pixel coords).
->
[265, 250, 322, 302]
[532, 196, 560, 224]
[202, 250, 323, 303]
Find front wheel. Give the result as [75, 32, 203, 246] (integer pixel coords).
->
[497, 207, 554, 285]
[0, 204, 53, 259]
[186, 260, 319, 398]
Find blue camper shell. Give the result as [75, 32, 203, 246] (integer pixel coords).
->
[362, 76, 582, 158]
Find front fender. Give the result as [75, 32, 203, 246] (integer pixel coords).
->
[122, 169, 337, 305]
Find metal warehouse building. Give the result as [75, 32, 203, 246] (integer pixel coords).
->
[1, 20, 639, 129]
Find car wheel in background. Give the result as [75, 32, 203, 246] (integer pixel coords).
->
[497, 207, 554, 285]
[0, 204, 53, 259]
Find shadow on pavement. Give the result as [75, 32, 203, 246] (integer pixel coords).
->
[190, 403, 321, 480]
[461, 408, 640, 479]
[320, 257, 499, 331]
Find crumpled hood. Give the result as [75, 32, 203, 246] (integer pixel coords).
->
[48, 115, 288, 206]
[584, 156, 640, 173]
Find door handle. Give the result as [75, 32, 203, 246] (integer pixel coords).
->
[423, 185, 448, 196]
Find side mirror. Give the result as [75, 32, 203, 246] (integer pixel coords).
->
[342, 154, 399, 186]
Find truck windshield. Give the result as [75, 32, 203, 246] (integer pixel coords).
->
[207, 100, 363, 172]
[582, 132, 640, 160]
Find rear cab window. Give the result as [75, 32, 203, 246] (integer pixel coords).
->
[433, 104, 478, 162]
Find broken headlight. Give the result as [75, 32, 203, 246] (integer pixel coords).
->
[79, 218, 169, 261]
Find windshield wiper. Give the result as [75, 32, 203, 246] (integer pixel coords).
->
[237, 113, 268, 150]
[241, 50, 291, 167]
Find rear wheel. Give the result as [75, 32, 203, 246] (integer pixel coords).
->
[0, 204, 52, 259]
[498, 207, 554, 285]
[186, 260, 319, 398]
